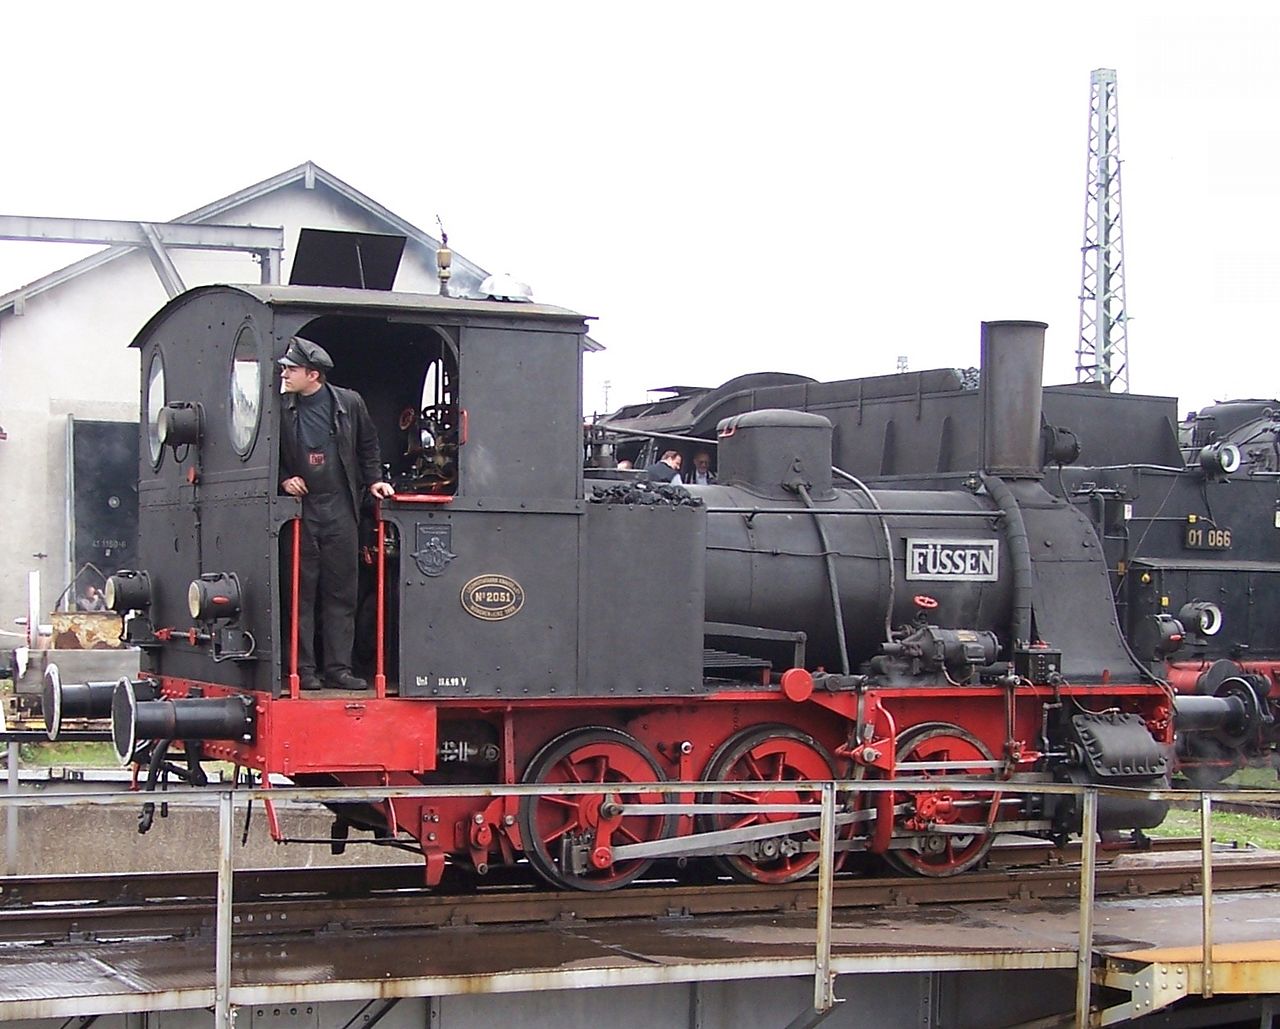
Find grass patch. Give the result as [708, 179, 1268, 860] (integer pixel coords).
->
[19, 742, 117, 766]
[1149, 764, 1280, 850]
[15, 741, 241, 780]
[1149, 808, 1280, 851]
[1225, 766, 1279, 789]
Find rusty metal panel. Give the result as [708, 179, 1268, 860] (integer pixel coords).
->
[1109, 940, 1280, 994]
[50, 612, 125, 649]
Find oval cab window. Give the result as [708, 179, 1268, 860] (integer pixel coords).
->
[229, 325, 262, 457]
[146, 351, 166, 469]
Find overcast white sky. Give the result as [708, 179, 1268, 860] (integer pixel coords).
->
[2, 1, 1278, 417]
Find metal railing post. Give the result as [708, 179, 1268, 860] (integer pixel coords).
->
[1075, 787, 1098, 1029]
[813, 781, 836, 1012]
[1200, 793, 1214, 998]
[5, 741, 17, 875]
[216, 789, 235, 1029]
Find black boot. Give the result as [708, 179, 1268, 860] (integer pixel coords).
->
[326, 671, 367, 691]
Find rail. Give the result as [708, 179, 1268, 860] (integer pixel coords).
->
[0, 776, 1276, 1029]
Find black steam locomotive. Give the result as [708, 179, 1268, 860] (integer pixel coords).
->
[43, 282, 1254, 890]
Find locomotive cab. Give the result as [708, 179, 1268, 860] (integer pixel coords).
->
[122, 283, 706, 702]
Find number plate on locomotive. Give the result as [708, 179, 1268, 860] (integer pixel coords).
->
[460, 573, 526, 620]
[1183, 525, 1232, 551]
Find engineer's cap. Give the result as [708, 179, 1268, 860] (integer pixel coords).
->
[277, 336, 333, 371]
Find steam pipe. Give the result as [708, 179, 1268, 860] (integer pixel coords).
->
[798, 484, 851, 675]
[982, 474, 1033, 648]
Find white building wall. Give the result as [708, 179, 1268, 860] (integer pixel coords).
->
[0, 178, 444, 628]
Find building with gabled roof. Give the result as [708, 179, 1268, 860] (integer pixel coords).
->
[0, 161, 489, 627]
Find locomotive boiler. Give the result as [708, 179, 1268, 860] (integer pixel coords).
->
[45, 281, 1231, 890]
[600, 346, 1280, 789]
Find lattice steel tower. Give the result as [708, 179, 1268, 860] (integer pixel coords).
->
[1077, 68, 1130, 391]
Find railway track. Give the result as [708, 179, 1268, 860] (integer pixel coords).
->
[1165, 782, 1280, 819]
[1180, 797, 1280, 818]
[1, 839, 1275, 946]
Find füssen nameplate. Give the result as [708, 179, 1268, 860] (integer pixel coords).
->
[905, 538, 999, 582]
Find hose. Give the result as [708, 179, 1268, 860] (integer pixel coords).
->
[798, 484, 851, 675]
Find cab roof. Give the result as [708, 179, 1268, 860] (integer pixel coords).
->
[131, 283, 596, 349]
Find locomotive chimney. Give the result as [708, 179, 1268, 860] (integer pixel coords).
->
[979, 320, 1048, 478]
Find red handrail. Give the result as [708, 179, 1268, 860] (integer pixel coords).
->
[288, 518, 301, 700]
[375, 511, 386, 698]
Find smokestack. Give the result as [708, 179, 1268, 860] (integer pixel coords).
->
[979, 320, 1048, 478]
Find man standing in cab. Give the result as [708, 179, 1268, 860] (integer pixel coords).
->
[278, 336, 394, 691]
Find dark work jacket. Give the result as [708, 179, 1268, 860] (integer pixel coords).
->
[645, 461, 679, 484]
[280, 384, 383, 515]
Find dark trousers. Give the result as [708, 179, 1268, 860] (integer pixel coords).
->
[295, 492, 359, 679]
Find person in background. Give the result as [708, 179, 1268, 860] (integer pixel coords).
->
[690, 450, 715, 485]
[278, 336, 394, 692]
[645, 450, 683, 484]
[76, 584, 107, 612]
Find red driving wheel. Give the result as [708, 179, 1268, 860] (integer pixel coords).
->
[700, 724, 849, 884]
[519, 727, 672, 891]
[884, 723, 998, 877]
